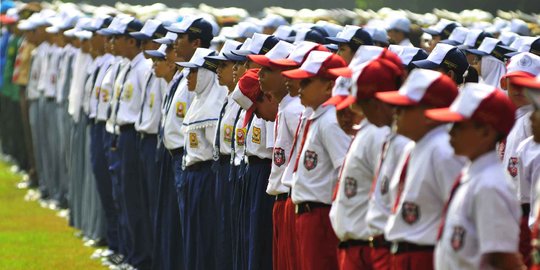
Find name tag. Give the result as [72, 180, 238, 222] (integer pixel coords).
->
[189, 132, 198, 148]
[149, 93, 155, 109]
[236, 128, 246, 146]
[252, 127, 261, 144]
[223, 124, 233, 143]
[176, 102, 186, 118]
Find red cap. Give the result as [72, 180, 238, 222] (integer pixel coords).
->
[376, 68, 458, 108]
[281, 51, 347, 80]
[513, 76, 540, 90]
[425, 83, 516, 136]
[500, 53, 540, 89]
[0, 15, 17, 24]
[231, 68, 262, 127]
[270, 42, 329, 69]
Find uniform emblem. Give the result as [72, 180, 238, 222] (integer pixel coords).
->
[401, 202, 420, 224]
[149, 93, 155, 109]
[519, 55, 532, 67]
[344, 177, 357, 198]
[451, 226, 466, 251]
[507, 157, 518, 177]
[236, 128, 246, 146]
[273, 147, 286, 167]
[303, 150, 318, 171]
[252, 127, 261, 144]
[114, 85, 121, 99]
[380, 175, 389, 195]
[102, 89, 110, 103]
[223, 125, 233, 143]
[123, 84, 133, 101]
[176, 102, 186, 118]
[95, 87, 101, 98]
[189, 132, 198, 148]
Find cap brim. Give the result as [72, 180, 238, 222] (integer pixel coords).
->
[0, 16, 17, 24]
[205, 55, 230, 61]
[96, 29, 119, 36]
[145, 50, 166, 58]
[231, 49, 253, 57]
[247, 55, 272, 67]
[422, 28, 440, 36]
[328, 67, 353, 78]
[153, 37, 174, 44]
[440, 39, 460, 46]
[130, 32, 152, 40]
[325, 44, 338, 52]
[425, 108, 465, 122]
[500, 71, 535, 89]
[464, 48, 489, 56]
[223, 51, 247, 62]
[323, 95, 348, 107]
[511, 76, 540, 90]
[269, 59, 300, 69]
[375, 91, 417, 106]
[165, 25, 187, 33]
[281, 69, 317, 79]
[411, 59, 439, 70]
[325, 37, 349, 44]
[175, 61, 200, 68]
[505, 51, 520, 58]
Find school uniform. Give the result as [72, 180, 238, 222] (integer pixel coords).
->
[435, 151, 521, 270]
[515, 137, 540, 226]
[291, 104, 351, 270]
[384, 126, 465, 270]
[231, 109, 247, 270]
[329, 120, 390, 270]
[366, 133, 413, 270]
[268, 94, 303, 270]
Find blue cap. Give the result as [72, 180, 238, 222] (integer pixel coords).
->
[412, 43, 468, 77]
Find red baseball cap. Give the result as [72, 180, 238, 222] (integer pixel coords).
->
[231, 68, 262, 126]
[269, 41, 329, 69]
[328, 45, 388, 78]
[500, 52, 540, 89]
[425, 83, 516, 136]
[247, 40, 295, 68]
[281, 51, 347, 80]
[376, 68, 458, 108]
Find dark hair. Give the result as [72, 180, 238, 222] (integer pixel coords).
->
[187, 32, 211, 48]
[463, 66, 479, 83]
[439, 64, 464, 85]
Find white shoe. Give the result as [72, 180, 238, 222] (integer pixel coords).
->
[90, 249, 103, 260]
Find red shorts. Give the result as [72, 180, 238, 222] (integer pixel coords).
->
[296, 205, 339, 270]
[273, 199, 287, 270]
[371, 246, 391, 270]
[520, 214, 532, 267]
[284, 197, 299, 270]
[337, 244, 372, 270]
[391, 251, 433, 270]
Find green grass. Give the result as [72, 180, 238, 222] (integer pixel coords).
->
[0, 162, 104, 270]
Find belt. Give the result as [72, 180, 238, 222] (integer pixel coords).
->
[390, 241, 434, 254]
[218, 155, 231, 165]
[185, 160, 212, 171]
[295, 201, 330, 215]
[168, 147, 183, 157]
[138, 132, 156, 140]
[275, 193, 289, 201]
[369, 235, 391, 249]
[247, 156, 271, 165]
[119, 124, 135, 132]
[522, 203, 531, 217]
[338, 239, 370, 249]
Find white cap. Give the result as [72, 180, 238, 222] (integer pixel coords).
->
[227, 22, 261, 39]
[463, 29, 484, 48]
[263, 40, 295, 60]
[364, 27, 388, 44]
[261, 14, 288, 29]
[386, 17, 410, 33]
[315, 20, 343, 37]
[273, 25, 296, 42]
[499, 31, 519, 46]
[219, 39, 242, 56]
[177, 48, 217, 69]
[510, 19, 531, 36]
[154, 31, 178, 44]
[349, 45, 385, 67]
[388, 45, 424, 66]
[446, 27, 468, 45]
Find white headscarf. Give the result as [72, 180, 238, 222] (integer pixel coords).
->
[480, 55, 506, 89]
[182, 68, 227, 132]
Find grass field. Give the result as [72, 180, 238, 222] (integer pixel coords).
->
[0, 162, 104, 270]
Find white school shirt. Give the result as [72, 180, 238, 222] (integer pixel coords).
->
[115, 52, 152, 126]
[214, 94, 242, 156]
[266, 95, 304, 195]
[67, 51, 92, 122]
[246, 115, 274, 159]
[281, 107, 313, 188]
[43, 44, 62, 98]
[82, 58, 100, 116]
[26, 44, 44, 100]
[233, 110, 247, 166]
[162, 72, 193, 150]
[502, 105, 533, 203]
[515, 137, 540, 225]
[366, 133, 413, 236]
[106, 57, 130, 133]
[399, 38, 413, 47]
[435, 151, 520, 270]
[56, 44, 76, 103]
[184, 124, 218, 166]
[94, 54, 117, 121]
[87, 55, 105, 119]
[384, 125, 465, 245]
[135, 72, 166, 134]
[330, 121, 390, 241]
[291, 105, 352, 205]
[36, 42, 51, 94]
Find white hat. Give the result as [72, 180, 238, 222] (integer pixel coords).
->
[443, 27, 468, 46]
[510, 19, 531, 36]
[273, 25, 296, 42]
[388, 45, 428, 66]
[261, 14, 288, 29]
[364, 27, 388, 44]
[226, 22, 261, 39]
[386, 17, 410, 33]
[500, 52, 540, 89]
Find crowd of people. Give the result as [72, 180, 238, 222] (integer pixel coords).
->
[1, 1, 540, 270]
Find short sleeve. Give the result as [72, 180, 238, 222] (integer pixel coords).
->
[433, 148, 465, 201]
[265, 120, 275, 149]
[321, 120, 352, 169]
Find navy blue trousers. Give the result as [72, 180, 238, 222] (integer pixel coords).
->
[117, 127, 152, 270]
[231, 163, 246, 270]
[179, 160, 217, 270]
[90, 122, 119, 252]
[213, 157, 234, 270]
[151, 145, 184, 270]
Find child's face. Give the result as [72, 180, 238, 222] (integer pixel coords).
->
[507, 81, 530, 108]
[299, 77, 333, 109]
[174, 34, 196, 62]
[336, 107, 362, 135]
[153, 58, 168, 78]
[285, 77, 301, 97]
[394, 105, 428, 141]
[258, 66, 287, 98]
[233, 61, 247, 84]
[217, 61, 235, 90]
[530, 109, 540, 143]
[337, 44, 354, 65]
[142, 40, 160, 56]
[357, 98, 392, 127]
[449, 120, 487, 158]
[187, 68, 198, 91]
[254, 93, 279, 121]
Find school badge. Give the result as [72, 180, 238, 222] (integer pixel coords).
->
[303, 150, 318, 171]
[236, 128, 246, 146]
[273, 148, 286, 167]
[149, 93, 155, 109]
[95, 87, 101, 98]
[344, 177, 357, 198]
[252, 127, 261, 144]
[451, 226, 466, 251]
[176, 102, 186, 118]
[401, 202, 420, 224]
[102, 89, 109, 103]
[223, 125, 233, 143]
[507, 157, 518, 177]
[189, 132, 198, 148]
[123, 84, 133, 101]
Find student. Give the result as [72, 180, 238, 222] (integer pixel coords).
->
[326, 25, 373, 65]
[411, 43, 469, 86]
[327, 50, 404, 270]
[176, 47, 227, 270]
[465, 37, 514, 88]
[281, 51, 350, 270]
[425, 83, 524, 270]
[386, 17, 413, 47]
[376, 69, 464, 270]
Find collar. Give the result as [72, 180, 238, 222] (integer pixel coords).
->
[414, 124, 447, 149]
[130, 52, 145, 68]
[517, 104, 533, 119]
[462, 150, 499, 184]
[278, 94, 294, 111]
[309, 104, 333, 120]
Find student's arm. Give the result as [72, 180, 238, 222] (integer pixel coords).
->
[483, 252, 526, 270]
